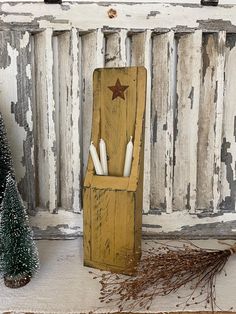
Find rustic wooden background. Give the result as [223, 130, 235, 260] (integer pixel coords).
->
[1, 0, 236, 238]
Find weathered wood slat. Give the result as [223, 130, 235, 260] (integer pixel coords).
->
[130, 30, 152, 213]
[0, 30, 35, 212]
[114, 191, 134, 266]
[81, 29, 104, 177]
[150, 31, 174, 213]
[34, 29, 57, 212]
[173, 31, 202, 212]
[197, 31, 226, 212]
[99, 68, 137, 176]
[91, 189, 116, 265]
[57, 28, 81, 212]
[2, 3, 236, 33]
[221, 34, 236, 212]
[105, 30, 127, 67]
[84, 67, 146, 274]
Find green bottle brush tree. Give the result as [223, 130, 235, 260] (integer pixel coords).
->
[0, 174, 39, 288]
[0, 113, 15, 207]
[0, 112, 39, 288]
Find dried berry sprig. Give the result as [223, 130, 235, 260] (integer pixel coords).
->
[91, 241, 236, 312]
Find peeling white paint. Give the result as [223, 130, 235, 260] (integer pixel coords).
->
[1, 0, 236, 3]
[1, 3, 236, 31]
[173, 31, 202, 213]
[0, 42, 26, 183]
[26, 97, 33, 130]
[26, 63, 31, 79]
[20, 31, 30, 49]
[221, 35, 236, 212]
[2, 1, 236, 238]
[150, 31, 174, 214]
[30, 208, 82, 232]
[143, 210, 236, 233]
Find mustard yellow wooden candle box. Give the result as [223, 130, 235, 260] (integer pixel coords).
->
[83, 67, 146, 274]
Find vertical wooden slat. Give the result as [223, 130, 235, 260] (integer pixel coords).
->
[150, 31, 174, 213]
[81, 29, 104, 176]
[221, 34, 236, 212]
[105, 30, 127, 67]
[115, 191, 134, 267]
[52, 35, 60, 211]
[34, 29, 57, 212]
[99, 68, 137, 176]
[57, 28, 81, 212]
[130, 30, 152, 213]
[173, 31, 202, 213]
[197, 31, 226, 212]
[91, 189, 116, 265]
[0, 30, 35, 211]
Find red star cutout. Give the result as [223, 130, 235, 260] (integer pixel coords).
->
[108, 79, 129, 100]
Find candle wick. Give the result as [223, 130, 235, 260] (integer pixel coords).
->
[91, 141, 93, 145]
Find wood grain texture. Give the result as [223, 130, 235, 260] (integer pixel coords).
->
[83, 67, 146, 273]
[91, 188, 116, 266]
[128, 67, 147, 192]
[83, 187, 91, 261]
[150, 31, 174, 213]
[0, 30, 35, 212]
[99, 68, 137, 176]
[57, 29, 81, 212]
[81, 30, 104, 178]
[130, 30, 151, 213]
[173, 31, 202, 212]
[221, 34, 236, 212]
[2, 2, 236, 33]
[197, 32, 226, 212]
[105, 30, 127, 67]
[34, 29, 57, 213]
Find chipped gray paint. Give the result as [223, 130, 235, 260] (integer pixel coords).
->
[1, 1, 236, 238]
[221, 138, 236, 211]
[32, 224, 82, 239]
[0, 30, 35, 212]
[143, 220, 236, 239]
[2, 3, 236, 32]
[188, 86, 194, 109]
[147, 11, 160, 19]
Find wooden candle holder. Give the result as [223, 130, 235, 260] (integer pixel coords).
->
[83, 67, 146, 274]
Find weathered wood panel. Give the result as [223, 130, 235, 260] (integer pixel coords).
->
[130, 30, 152, 213]
[197, 32, 226, 212]
[150, 31, 174, 213]
[105, 30, 127, 67]
[1, 2, 236, 240]
[91, 189, 116, 266]
[34, 29, 57, 212]
[0, 30, 35, 212]
[81, 30, 104, 177]
[173, 31, 202, 212]
[84, 67, 146, 273]
[57, 29, 81, 212]
[2, 3, 236, 33]
[221, 34, 236, 212]
[99, 69, 137, 176]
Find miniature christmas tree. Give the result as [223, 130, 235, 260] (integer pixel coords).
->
[0, 113, 14, 207]
[0, 174, 39, 288]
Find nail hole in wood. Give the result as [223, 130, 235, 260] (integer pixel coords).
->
[108, 8, 117, 19]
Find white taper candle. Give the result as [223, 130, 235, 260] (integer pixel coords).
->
[89, 141, 104, 175]
[99, 138, 108, 175]
[123, 136, 134, 177]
